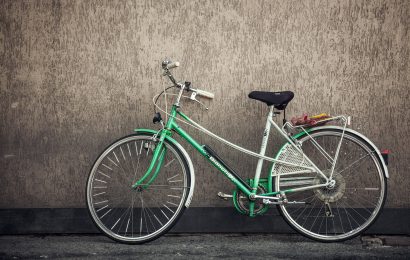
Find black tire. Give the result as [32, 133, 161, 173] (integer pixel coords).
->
[274, 128, 387, 242]
[86, 133, 191, 244]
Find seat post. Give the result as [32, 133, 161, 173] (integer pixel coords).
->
[252, 106, 274, 191]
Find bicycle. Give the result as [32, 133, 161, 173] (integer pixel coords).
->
[86, 59, 388, 244]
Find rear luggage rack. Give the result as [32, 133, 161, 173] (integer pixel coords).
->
[283, 115, 390, 167]
[283, 115, 350, 134]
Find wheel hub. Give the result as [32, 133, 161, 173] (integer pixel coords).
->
[314, 170, 346, 203]
[327, 179, 336, 189]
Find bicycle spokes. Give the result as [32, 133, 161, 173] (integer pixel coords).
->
[275, 130, 386, 241]
[87, 135, 190, 243]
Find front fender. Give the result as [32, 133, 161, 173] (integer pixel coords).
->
[134, 128, 196, 207]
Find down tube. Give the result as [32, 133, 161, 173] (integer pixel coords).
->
[170, 121, 252, 197]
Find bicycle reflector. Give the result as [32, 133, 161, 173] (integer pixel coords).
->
[381, 149, 390, 165]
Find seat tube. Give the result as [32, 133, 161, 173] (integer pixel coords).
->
[252, 106, 274, 191]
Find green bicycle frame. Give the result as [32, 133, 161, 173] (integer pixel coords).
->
[131, 104, 330, 216]
[132, 105, 253, 198]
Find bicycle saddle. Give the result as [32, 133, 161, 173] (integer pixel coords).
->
[248, 91, 294, 110]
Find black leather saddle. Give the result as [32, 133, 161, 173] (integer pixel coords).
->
[248, 91, 294, 110]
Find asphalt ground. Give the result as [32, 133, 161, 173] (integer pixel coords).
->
[0, 234, 409, 259]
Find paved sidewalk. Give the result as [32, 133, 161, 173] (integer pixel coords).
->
[0, 234, 409, 259]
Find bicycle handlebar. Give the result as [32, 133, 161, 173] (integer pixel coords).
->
[192, 88, 215, 99]
[162, 59, 179, 70]
[162, 58, 215, 100]
[165, 61, 179, 70]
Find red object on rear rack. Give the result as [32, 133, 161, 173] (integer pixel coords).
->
[290, 113, 331, 126]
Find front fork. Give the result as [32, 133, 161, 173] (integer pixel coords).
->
[132, 104, 180, 190]
[131, 130, 169, 190]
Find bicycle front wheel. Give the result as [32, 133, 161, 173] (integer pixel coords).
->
[86, 134, 191, 244]
[274, 129, 387, 242]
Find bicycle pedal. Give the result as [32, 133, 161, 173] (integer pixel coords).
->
[217, 192, 233, 200]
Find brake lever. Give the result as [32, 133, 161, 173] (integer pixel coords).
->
[189, 92, 209, 110]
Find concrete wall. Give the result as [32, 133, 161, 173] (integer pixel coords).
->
[0, 0, 409, 209]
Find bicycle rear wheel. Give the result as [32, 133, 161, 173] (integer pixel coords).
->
[86, 134, 191, 244]
[273, 129, 387, 242]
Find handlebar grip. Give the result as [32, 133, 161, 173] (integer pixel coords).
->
[166, 61, 180, 70]
[196, 89, 215, 99]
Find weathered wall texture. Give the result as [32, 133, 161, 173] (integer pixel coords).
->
[0, 0, 409, 208]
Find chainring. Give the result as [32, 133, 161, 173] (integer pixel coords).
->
[234, 185, 268, 215]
